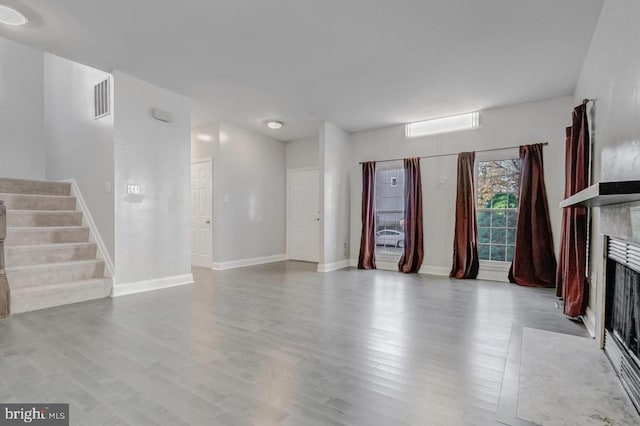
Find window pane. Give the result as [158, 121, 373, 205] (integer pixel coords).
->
[375, 168, 405, 256]
[479, 244, 490, 260]
[478, 227, 490, 244]
[491, 211, 506, 227]
[490, 245, 506, 262]
[491, 228, 506, 244]
[478, 211, 491, 227]
[475, 158, 520, 263]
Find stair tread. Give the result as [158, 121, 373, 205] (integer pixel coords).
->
[0, 192, 75, 199]
[5, 242, 96, 250]
[7, 209, 80, 213]
[0, 178, 71, 196]
[6, 259, 104, 272]
[8, 225, 88, 230]
[11, 278, 112, 294]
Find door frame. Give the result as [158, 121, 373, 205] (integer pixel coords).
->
[191, 158, 213, 268]
[286, 167, 320, 262]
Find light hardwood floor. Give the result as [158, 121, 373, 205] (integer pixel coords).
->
[0, 261, 588, 425]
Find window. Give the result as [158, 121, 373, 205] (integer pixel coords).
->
[406, 112, 480, 138]
[375, 168, 405, 256]
[476, 158, 521, 262]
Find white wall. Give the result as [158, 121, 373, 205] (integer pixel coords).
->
[286, 136, 319, 169]
[574, 0, 640, 338]
[44, 53, 115, 259]
[112, 71, 192, 288]
[213, 122, 286, 264]
[191, 124, 218, 161]
[319, 122, 351, 269]
[349, 96, 573, 280]
[0, 36, 45, 179]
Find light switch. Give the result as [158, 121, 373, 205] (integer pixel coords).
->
[224, 194, 230, 203]
[105, 182, 111, 193]
[127, 184, 142, 195]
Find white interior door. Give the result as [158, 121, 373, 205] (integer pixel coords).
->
[191, 160, 213, 267]
[288, 168, 320, 262]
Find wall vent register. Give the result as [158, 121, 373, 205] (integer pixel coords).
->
[94, 78, 110, 119]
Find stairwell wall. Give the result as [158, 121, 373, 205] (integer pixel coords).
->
[43, 53, 115, 260]
[0, 36, 45, 180]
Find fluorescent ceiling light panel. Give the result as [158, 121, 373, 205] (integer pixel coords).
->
[0, 5, 27, 25]
[405, 111, 479, 138]
[196, 133, 213, 142]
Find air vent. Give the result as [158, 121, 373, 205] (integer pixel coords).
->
[94, 78, 110, 119]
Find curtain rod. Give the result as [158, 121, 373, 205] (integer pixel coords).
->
[358, 142, 549, 165]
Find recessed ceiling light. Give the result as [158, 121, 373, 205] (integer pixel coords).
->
[196, 133, 213, 142]
[0, 5, 28, 26]
[266, 121, 283, 130]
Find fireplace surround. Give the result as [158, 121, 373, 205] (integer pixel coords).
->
[604, 237, 640, 411]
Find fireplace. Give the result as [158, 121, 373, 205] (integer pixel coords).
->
[604, 237, 640, 411]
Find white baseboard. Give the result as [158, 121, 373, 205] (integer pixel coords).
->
[112, 273, 194, 297]
[582, 306, 597, 338]
[317, 260, 351, 272]
[419, 265, 451, 276]
[211, 254, 287, 271]
[60, 179, 114, 279]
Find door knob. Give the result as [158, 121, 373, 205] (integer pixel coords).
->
[206, 220, 211, 224]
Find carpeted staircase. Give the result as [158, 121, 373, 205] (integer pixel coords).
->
[0, 178, 112, 314]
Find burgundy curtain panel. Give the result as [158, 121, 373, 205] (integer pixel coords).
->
[450, 152, 479, 279]
[509, 144, 557, 287]
[358, 161, 377, 270]
[398, 158, 424, 273]
[556, 104, 590, 317]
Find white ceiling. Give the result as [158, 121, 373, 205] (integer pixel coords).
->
[0, 0, 603, 141]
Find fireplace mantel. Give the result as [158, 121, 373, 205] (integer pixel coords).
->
[559, 180, 640, 208]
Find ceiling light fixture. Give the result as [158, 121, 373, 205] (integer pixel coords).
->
[0, 5, 28, 25]
[196, 133, 213, 142]
[266, 121, 283, 130]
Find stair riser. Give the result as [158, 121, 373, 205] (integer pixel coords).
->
[7, 211, 83, 227]
[11, 280, 112, 314]
[0, 179, 71, 196]
[5, 244, 97, 267]
[7, 262, 105, 288]
[0, 194, 76, 211]
[5, 228, 89, 246]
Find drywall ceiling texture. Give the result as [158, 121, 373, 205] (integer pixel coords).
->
[349, 96, 573, 281]
[44, 53, 115, 259]
[0, 0, 602, 140]
[573, 0, 640, 339]
[0, 36, 45, 179]
[113, 71, 192, 288]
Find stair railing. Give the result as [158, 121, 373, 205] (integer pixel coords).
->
[0, 200, 9, 318]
